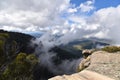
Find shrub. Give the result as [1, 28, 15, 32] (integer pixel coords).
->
[0, 40, 6, 67]
[2, 53, 38, 80]
[0, 33, 9, 39]
[26, 54, 38, 65]
[16, 52, 27, 61]
[102, 46, 120, 53]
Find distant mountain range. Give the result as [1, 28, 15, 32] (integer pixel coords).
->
[59, 38, 110, 55]
[24, 31, 110, 58]
[19, 31, 111, 64]
[22, 31, 44, 38]
[50, 38, 110, 62]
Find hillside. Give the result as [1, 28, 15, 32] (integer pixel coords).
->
[0, 30, 81, 80]
[59, 38, 109, 56]
[0, 30, 35, 53]
[0, 30, 38, 80]
[0, 30, 35, 67]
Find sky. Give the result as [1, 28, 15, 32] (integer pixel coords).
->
[0, 0, 120, 44]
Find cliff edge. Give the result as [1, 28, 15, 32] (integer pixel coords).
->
[49, 51, 120, 80]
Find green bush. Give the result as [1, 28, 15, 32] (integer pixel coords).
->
[0, 33, 10, 67]
[1, 53, 38, 80]
[102, 46, 120, 53]
[0, 33, 9, 39]
[0, 40, 6, 67]
[26, 54, 38, 65]
[16, 52, 27, 61]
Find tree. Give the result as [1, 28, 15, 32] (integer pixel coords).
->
[2, 53, 38, 80]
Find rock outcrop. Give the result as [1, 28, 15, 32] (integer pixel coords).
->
[49, 70, 114, 80]
[77, 49, 92, 72]
[49, 51, 120, 80]
[86, 51, 120, 80]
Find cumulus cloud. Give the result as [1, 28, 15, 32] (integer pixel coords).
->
[44, 5, 120, 45]
[67, 8, 77, 13]
[0, 0, 120, 45]
[0, 0, 70, 31]
[66, 5, 120, 45]
[91, 6, 120, 44]
[79, 0, 95, 12]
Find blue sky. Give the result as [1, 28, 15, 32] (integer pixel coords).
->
[70, 0, 86, 7]
[71, 0, 120, 11]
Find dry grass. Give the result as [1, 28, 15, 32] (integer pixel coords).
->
[102, 46, 120, 53]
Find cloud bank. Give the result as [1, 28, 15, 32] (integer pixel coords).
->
[0, 0, 120, 44]
[0, 0, 70, 31]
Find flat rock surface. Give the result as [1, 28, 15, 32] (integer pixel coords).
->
[49, 70, 114, 80]
[86, 51, 120, 80]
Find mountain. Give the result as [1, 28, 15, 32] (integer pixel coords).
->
[22, 31, 44, 38]
[0, 30, 111, 80]
[25, 32, 110, 56]
[57, 38, 110, 57]
[26, 31, 110, 58]
[0, 30, 35, 54]
[49, 46, 81, 65]
[0, 30, 38, 80]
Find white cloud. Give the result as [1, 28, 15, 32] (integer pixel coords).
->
[0, 0, 120, 45]
[50, 5, 120, 45]
[0, 25, 22, 31]
[0, 0, 70, 31]
[0, 0, 95, 32]
[92, 5, 120, 44]
[79, 0, 95, 12]
[64, 5, 120, 44]
[67, 8, 77, 13]
[69, 16, 86, 24]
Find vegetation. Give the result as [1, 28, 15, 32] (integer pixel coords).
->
[102, 46, 120, 53]
[0, 30, 35, 54]
[0, 30, 38, 80]
[1, 53, 38, 80]
[0, 32, 21, 67]
[73, 45, 83, 50]
[0, 33, 9, 67]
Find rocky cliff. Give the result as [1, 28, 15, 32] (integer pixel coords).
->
[49, 51, 120, 80]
